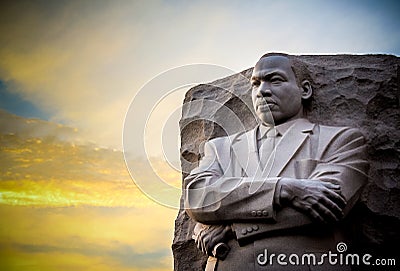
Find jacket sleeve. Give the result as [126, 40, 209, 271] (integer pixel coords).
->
[233, 127, 369, 244]
[184, 137, 280, 224]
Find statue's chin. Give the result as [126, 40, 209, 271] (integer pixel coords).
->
[257, 113, 275, 126]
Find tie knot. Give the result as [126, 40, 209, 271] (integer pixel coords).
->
[258, 126, 279, 142]
[263, 128, 277, 139]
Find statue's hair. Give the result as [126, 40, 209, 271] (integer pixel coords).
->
[258, 52, 313, 112]
[259, 52, 313, 85]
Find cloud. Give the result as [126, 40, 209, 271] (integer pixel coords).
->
[0, 206, 175, 270]
[0, 140, 181, 207]
[0, 111, 178, 269]
[4, 239, 170, 269]
[0, 1, 147, 149]
[0, 110, 181, 208]
[0, 109, 80, 142]
[1, 0, 397, 152]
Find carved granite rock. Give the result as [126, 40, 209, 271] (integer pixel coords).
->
[172, 54, 400, 270]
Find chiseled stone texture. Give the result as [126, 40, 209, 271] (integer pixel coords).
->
[172, 55, 400, 270]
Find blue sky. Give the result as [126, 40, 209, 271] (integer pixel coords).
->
[0, 81, 48, 120]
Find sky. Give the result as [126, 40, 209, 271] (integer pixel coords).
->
[1, 0, 399, 152]
[0, 0, 399, 270]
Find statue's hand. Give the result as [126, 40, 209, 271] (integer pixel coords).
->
[193, 224, 232, 256]
[279, 178, 347, 223]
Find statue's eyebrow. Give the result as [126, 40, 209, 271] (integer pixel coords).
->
[251, 71, 286, 82]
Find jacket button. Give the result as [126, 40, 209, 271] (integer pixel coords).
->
[241, 228, 247, 235]
[247, 226, 253, 233]
[252, 225, 259, 231]
[251, 211, 257, 216]
[262, 210, 268, 216]
[256, 210, 262, 216]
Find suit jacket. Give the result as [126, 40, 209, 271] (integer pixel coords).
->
[184, 118, 368, 271]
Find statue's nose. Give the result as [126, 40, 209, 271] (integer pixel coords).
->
[257, 82, 272, 97]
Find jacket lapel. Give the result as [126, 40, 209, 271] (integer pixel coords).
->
[231, 128, 259, 177]
[262, 119, 315, 177]
[231, 119, 315, 178]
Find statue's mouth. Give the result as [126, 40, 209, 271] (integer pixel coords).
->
[257, 99, 277, 110]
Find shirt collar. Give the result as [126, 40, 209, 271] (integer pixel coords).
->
[257, 118, 304, 140]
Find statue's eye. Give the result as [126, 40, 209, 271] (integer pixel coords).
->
[271, 76, 284, 84]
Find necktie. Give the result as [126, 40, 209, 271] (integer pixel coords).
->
[259, 128, 277, 169]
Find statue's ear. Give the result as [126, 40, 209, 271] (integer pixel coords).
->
[301, 80, 313, 100]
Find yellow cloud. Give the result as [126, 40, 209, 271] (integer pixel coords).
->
[0, 110, 179, 267]
[0, 205, 175, 270]
[0, 129, 181, 208]
[0, 113, 179, 270]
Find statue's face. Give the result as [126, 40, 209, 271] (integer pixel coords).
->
[251, 56, 303, 125]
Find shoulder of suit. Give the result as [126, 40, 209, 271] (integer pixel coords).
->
[316, 123, 364, 138]
[206, 129, 253, 145]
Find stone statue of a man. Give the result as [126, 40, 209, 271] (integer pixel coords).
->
[184, 53, 369, 270]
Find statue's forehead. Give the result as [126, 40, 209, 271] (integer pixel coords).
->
[255, 56, 291, 70]
[253, 56, 293, 78]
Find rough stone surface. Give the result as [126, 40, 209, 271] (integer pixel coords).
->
[172, 55, 400, 270]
